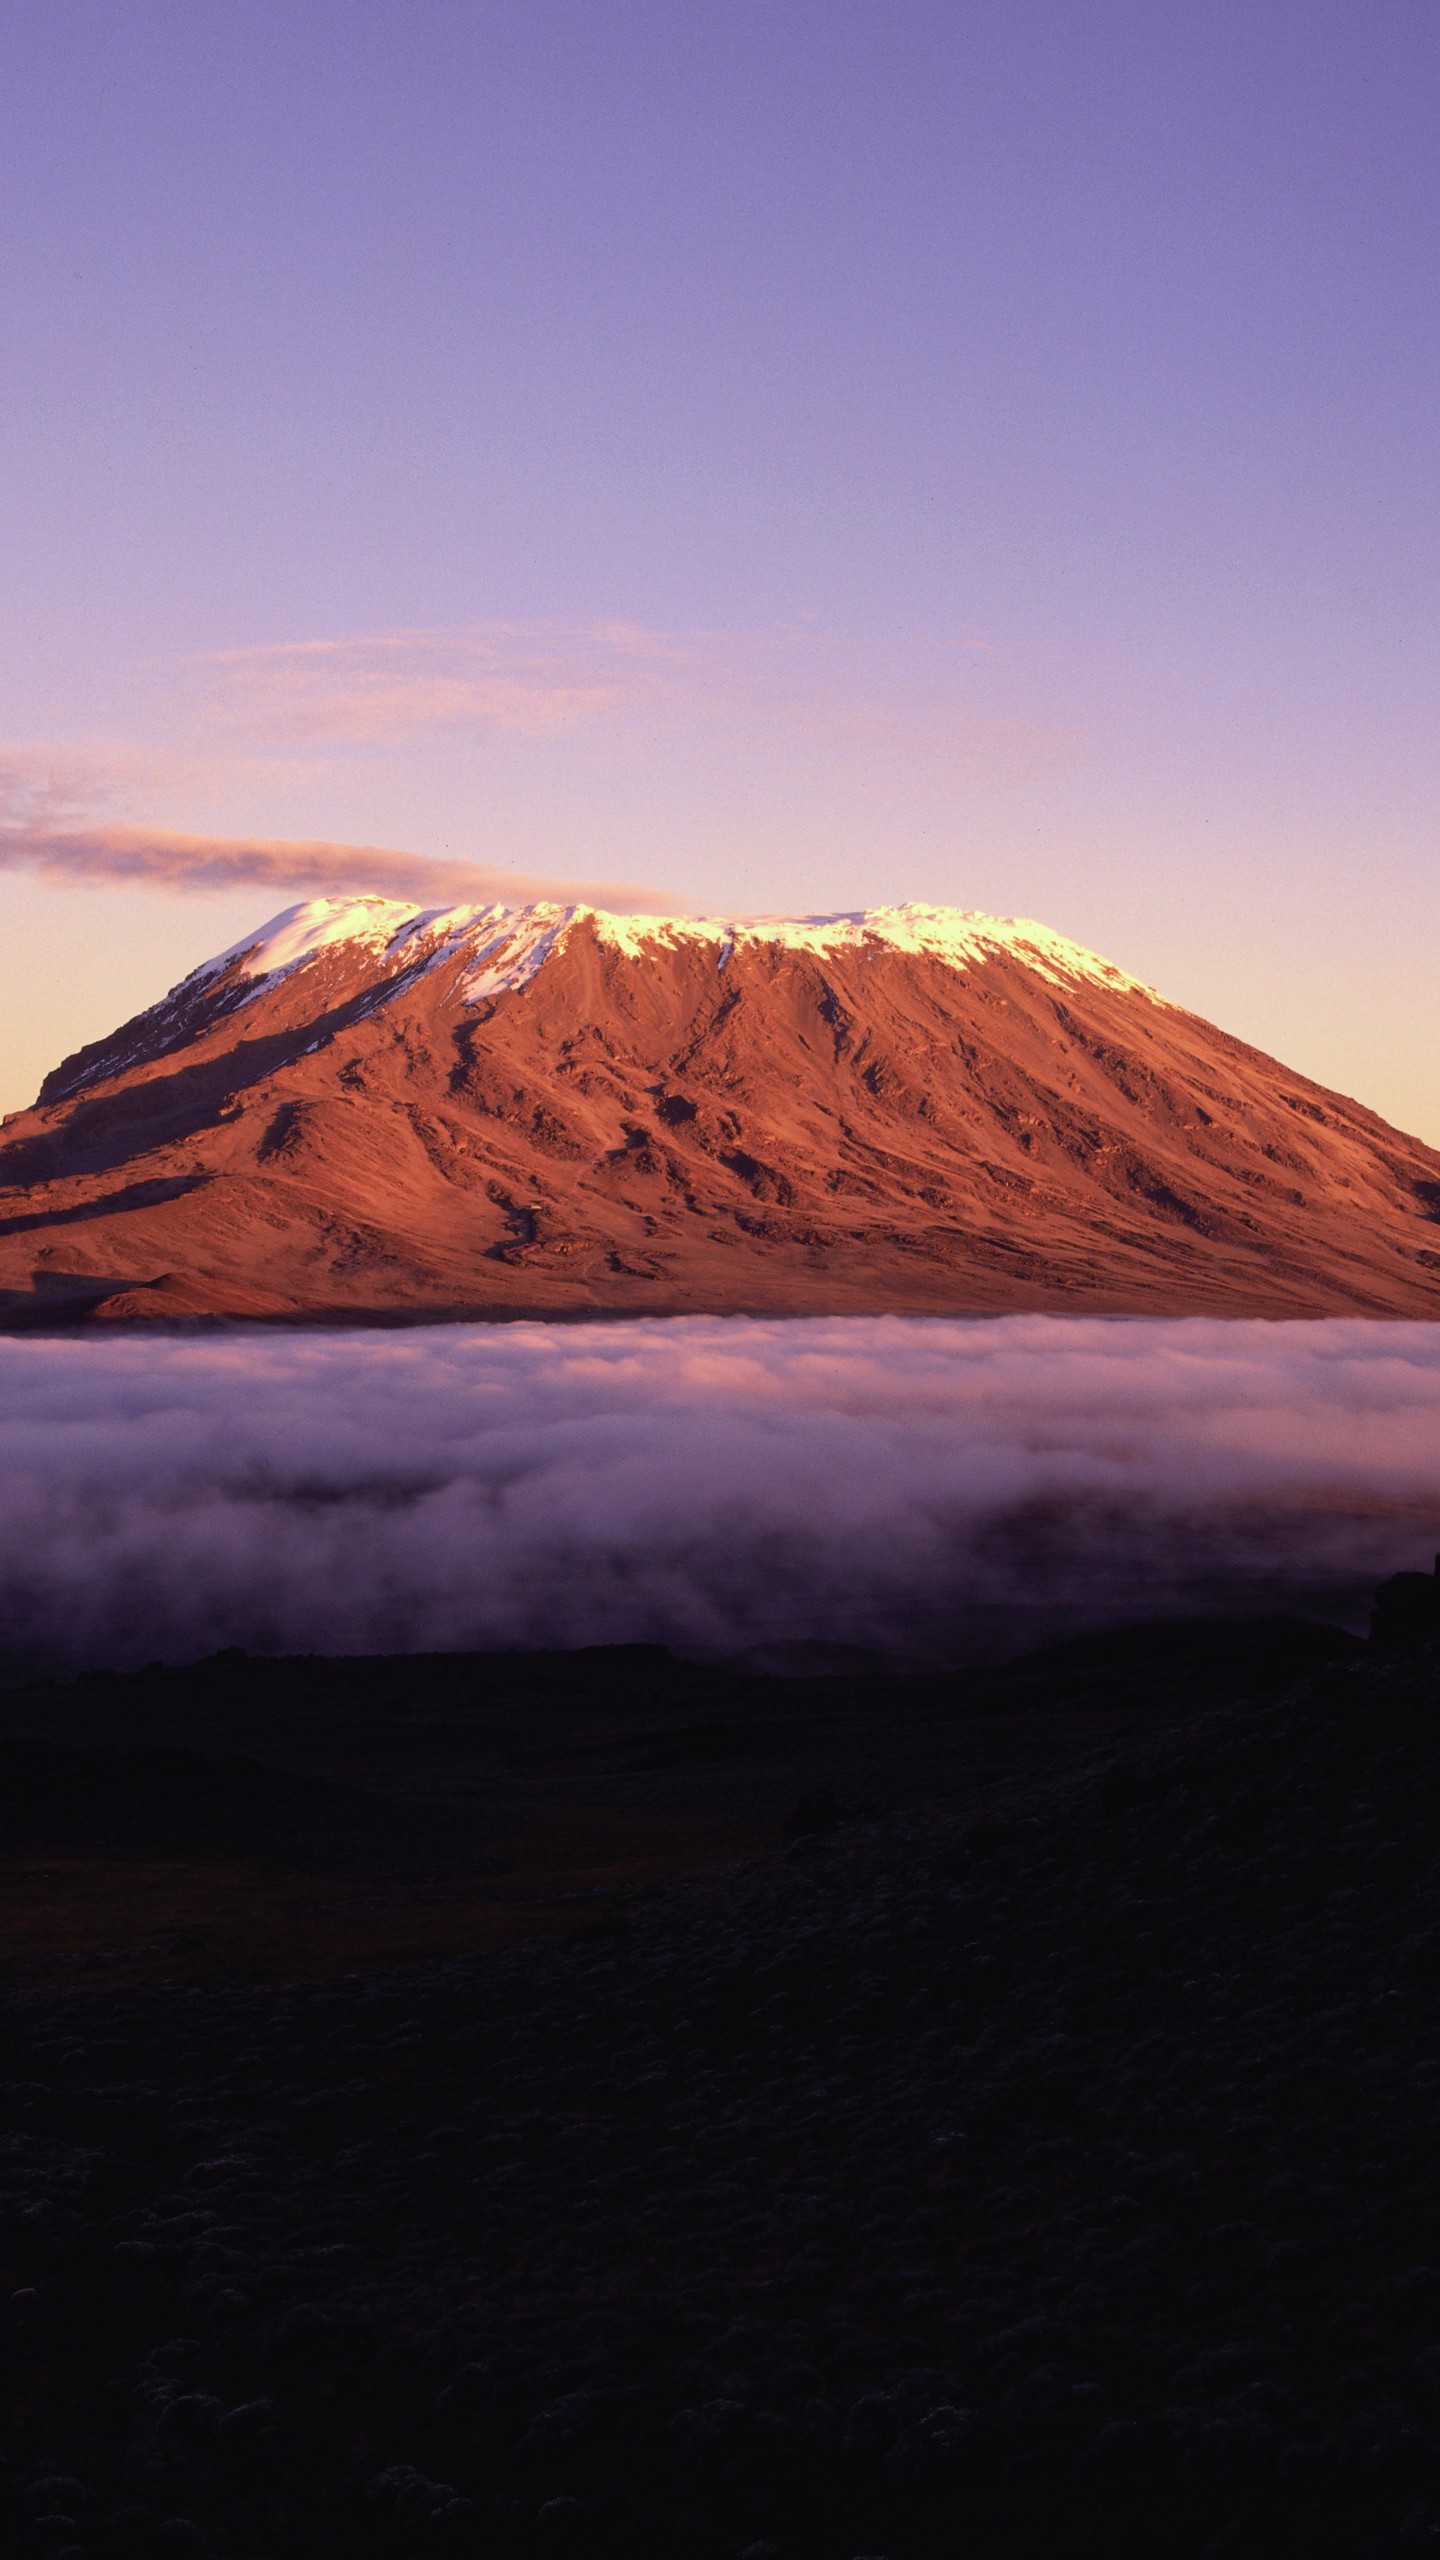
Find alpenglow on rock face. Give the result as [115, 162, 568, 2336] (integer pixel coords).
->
[2, 894, 1439, 1324]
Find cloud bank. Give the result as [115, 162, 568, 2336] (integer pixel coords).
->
[0, 1316, 1436, 1676]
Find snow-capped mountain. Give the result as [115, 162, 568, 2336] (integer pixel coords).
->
[2, 895, 1438, 1323]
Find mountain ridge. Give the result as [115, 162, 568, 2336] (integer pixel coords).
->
[2, 895, 1438, 1325]
[38, 897, 1152, 1107]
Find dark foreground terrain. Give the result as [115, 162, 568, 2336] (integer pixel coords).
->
[2, 1600, 1440, 2557]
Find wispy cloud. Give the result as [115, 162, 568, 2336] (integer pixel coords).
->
[0, 618, 1069, 914]
[197, 622, 683, 745]
[192, 620, 1070, 777]
[0, 747, 689, 912]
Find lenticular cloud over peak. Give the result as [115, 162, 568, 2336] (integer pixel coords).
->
[0, 1317, 1437, 1677]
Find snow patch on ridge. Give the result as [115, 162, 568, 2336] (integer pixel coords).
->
[586, 905, 1150, 998]
[192, 895, 434, 984]
[184, 895, 1155, 1011]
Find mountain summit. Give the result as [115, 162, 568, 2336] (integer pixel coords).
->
[2, 895, 1438, 1323]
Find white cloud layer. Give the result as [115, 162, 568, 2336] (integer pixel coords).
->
[0, 1317, 1437, 1675]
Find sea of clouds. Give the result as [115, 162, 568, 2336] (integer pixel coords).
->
[1, 1315, 1438, 1674]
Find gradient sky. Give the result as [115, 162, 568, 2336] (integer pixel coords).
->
[2, 2, 1437, 1133]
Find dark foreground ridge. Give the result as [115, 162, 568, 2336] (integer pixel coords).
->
[1, 1603, 1439, 2557]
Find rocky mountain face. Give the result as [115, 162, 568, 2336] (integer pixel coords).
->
[1, 895, 1438, 1324]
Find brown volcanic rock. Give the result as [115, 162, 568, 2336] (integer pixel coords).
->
[1, 895, 1438, 1323]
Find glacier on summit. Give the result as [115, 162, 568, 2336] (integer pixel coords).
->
[189, 894, 1156, 1014]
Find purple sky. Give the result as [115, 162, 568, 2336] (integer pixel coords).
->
[2, 2, 1437, 1132]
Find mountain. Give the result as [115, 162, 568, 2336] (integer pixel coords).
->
[1, 895, 1438, 1324]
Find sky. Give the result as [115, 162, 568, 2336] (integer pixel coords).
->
[1, 1, 1437, 1133]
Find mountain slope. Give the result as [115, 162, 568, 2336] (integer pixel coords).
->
[1, 896, 1437, 1323]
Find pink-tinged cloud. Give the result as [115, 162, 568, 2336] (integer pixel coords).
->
[0, 819, 689, 912]
[0, 746, 690, 912]
[193, 621, 1072, 779]
[196, 623, 726, 744]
